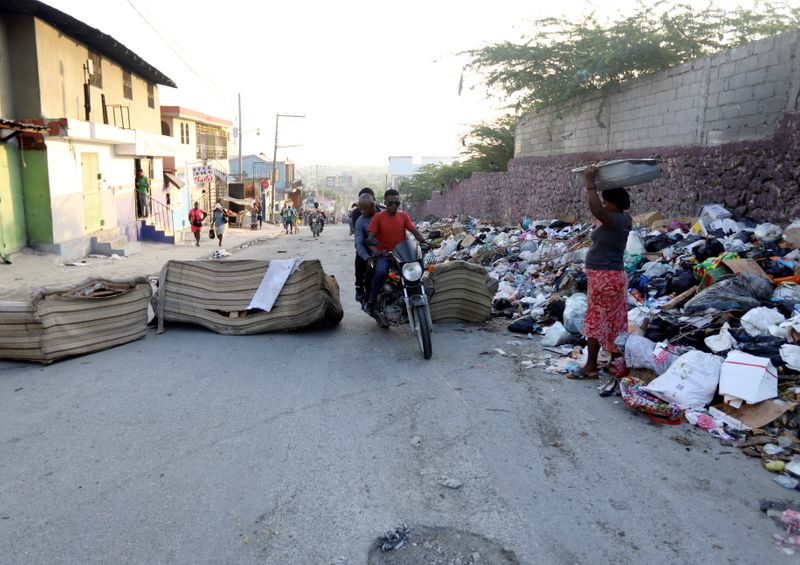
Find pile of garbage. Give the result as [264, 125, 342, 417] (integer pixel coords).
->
[418, 205, 800, 494]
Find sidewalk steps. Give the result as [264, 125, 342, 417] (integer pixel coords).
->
[139, 220, 175, 245]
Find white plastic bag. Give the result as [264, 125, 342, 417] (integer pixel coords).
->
[643, 351, 723, 410]
[754, 223, 783, 243]
[563, 293, 588, 335]
[740, 307, 786, 337]
[541, 322, 572, 347]
[781, 344, 800, 372]
[625, 231, 646, 255]
[704, 322, 734, 353]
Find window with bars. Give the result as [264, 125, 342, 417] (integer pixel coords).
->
[122, 71, 132, 100]
[147, 83, 154, 108]
[88, 52, 102, 88]
[195, 123, 228, 159]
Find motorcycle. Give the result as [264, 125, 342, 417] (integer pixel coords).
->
[365, 239, 433, 359]
[310, 213, 323, 238]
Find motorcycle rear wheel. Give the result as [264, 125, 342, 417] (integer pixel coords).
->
[412, 304, 433, 359]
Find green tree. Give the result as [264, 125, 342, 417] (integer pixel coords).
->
[466, 1, 800, 112]
[400, 162, 478, 203]
[461, 115, 516, 173]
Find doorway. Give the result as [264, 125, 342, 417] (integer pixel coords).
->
[81, 152, 101, 232]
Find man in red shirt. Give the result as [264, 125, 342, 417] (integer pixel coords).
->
[364, 189, 427, 311]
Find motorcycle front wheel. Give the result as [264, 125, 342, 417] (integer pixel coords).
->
[412, 304, 433, 359]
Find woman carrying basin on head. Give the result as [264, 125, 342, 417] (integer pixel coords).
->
[570, 166, 632, 394]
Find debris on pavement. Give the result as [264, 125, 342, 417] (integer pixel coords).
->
[378, 524, 410, 552]
[437, 476, 464, 489]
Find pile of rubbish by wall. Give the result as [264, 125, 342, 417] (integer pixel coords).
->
[418, 203, 800, 499]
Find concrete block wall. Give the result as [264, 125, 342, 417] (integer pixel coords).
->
[515, 29, 800, 157]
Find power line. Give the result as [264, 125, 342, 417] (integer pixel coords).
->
[124, 0, 234, 112]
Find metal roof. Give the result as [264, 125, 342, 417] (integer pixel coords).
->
[0, 0, 176, 87]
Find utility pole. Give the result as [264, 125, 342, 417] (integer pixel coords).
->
[237, 93, 243, 182]
[270, 112, 305, 222]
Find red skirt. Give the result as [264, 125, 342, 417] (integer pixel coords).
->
[582, 269, 628, 352]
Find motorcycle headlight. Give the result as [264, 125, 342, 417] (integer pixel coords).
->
[401, 262, 423, 281]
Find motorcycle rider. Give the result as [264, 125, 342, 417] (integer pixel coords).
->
[364, 189, 427, 313]
[353, 193, 377, 303]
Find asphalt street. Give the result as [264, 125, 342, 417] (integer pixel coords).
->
[0, 223, 792, 564]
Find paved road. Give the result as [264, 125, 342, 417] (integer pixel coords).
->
[0, 224, 791, 564]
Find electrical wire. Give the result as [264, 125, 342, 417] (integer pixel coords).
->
[124, 0, 234, 111]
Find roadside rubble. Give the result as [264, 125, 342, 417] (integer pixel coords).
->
[418, 203, 800, 504]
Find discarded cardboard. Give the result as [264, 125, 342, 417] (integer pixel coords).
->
[719, 350, 778, 405]
[721, 258, 770, 280]
[651, 216, 697, 232]
[460, 234, 477, 249]
[711, 399, 797, 430]
[661, 286, 698, 311]
[628, 368, 658, 384]
[632, 211, 664, 228]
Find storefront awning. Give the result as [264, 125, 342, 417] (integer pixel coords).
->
[164, 172, 185, 188]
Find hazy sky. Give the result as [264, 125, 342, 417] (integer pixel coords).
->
[41, 0, 769, 166]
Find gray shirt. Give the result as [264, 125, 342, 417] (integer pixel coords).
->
[584, 213, 632, 271]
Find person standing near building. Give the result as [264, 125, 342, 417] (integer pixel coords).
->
[136, 169, 150, 217]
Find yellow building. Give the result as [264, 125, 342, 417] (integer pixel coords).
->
[0, 0, 177, 256]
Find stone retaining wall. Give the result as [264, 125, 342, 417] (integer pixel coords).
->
[413, 112, 800, 225]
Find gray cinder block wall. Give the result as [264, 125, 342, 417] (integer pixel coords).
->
[414, 30, 800, 225]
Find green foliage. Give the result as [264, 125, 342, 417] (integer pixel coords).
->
[400, 116, 516, 200]
[461, 115, 516, 173]
[400, 162, 478, 203]
[467, 1, 800, 111]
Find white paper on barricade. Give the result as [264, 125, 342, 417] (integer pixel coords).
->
[642, 351, 723, 410]
[247, 258, 303, 312]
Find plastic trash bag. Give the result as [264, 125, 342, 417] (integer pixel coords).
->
[541, 322, 573, 347]
[625, 231, 646, 255]
[643, 350, 723, 410]
[642, 262, 671, 279]
[740, 306, 786, 337]
[693, 239, 725, 262]
[781, 344, 800, 371]
[704, 322, 734, 353]
[563, 292, 588, 335]
[754, 223, 783, 243]
[683, 272, 774, 315]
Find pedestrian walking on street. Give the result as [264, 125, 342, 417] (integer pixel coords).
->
[188, 201, 207, 247]
[212, 202, 229, 247]
[254, 200, 262, 229]
[571, 166, 632, 394]
[283, 206, 296, 234]
[135, 169, 150, 218]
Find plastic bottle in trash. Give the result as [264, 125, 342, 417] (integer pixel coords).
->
[645, 290, 657, 308]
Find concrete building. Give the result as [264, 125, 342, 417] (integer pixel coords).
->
[387, 155, 458, 190]
[229, 155, 295, 219]
[0, 0, 177, 256]
[161, 106, 232, 233]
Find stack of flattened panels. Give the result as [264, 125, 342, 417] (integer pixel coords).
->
[426, 260, 499, 323]
[0, 301, 43, 362]
[0, 278, 152, 364]
[157, 259, 343, 335]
